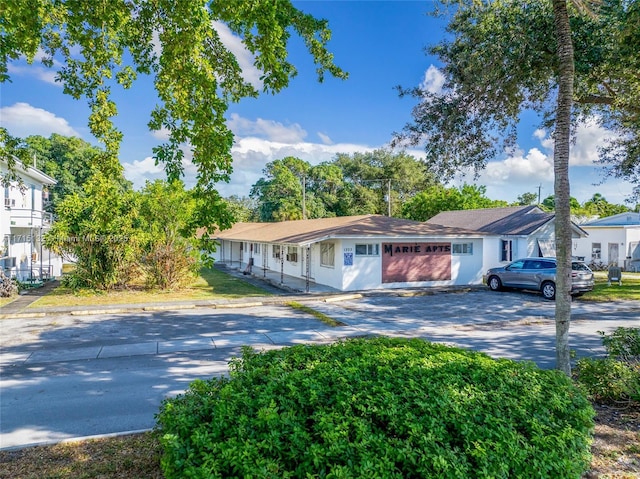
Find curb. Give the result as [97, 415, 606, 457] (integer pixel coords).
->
[0, 428, 154, 452]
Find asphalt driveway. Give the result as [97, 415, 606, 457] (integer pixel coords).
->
[1, 288, 638, 450]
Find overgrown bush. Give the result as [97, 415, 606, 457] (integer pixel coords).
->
[576, 327, 640, 404]
[157, 337, 594, 479]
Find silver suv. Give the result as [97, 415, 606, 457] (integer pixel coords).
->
[485, 257, 594, 300]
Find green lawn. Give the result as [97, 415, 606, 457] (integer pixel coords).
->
[26, 267, 270, 308]
[7, 268, 638, 310]
[581, 271, 640, 302]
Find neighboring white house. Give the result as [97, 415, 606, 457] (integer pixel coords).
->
[1, 158, 63, 282]
[210, 215, 486, 292]
[426, 205, 589, 270]
[573, 212, 640, 271]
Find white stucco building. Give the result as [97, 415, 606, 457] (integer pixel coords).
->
[573, 212, 640, 271]
[209, 207, 590, 293]
[427, 205, 588, 270]
[1, 158, 63, 282]
[210, 215, 485, 292]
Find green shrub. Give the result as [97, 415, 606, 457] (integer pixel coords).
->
[575, 357, 640, 403]
[575, 328, 640, 403]
[156, 337, 594, 479]
[599, 327, 640, 363]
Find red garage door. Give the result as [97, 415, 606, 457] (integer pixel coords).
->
[381, 242, 451, 283]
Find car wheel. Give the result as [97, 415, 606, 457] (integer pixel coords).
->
[488, 276, 502, 291]
[541, 281, 556, 300]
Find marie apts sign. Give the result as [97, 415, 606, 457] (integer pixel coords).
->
[381, 243, 452, 283]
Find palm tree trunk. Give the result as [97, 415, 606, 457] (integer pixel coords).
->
[552, 0, 575, 377]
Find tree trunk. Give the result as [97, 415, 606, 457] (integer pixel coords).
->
[552, 0, 575, 377]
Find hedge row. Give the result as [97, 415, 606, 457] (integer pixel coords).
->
[157, 337, 594, 478]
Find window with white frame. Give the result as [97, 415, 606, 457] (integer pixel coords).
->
[272, 244, 281, 259]
[286, 246, 298, 262]
[355, 243, 379, 256]
[320, 242, 335, 267]
[591, 243, 601, 261]
[452, 243, 473, 255]
[253, 243, 261, 255]
[501, 240, 513, 262]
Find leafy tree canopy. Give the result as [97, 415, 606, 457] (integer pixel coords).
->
[0, 130, 131, 211]
[542, 193, 633, 218]
[45, 172, 141, 290]
[250, 156, 316, 222]
[402, 183, 508, 222]
[2, 0, 347, 229]
[395, 0, 640, 197]
[515, 192, 540, 206]
[250, 150, 436, 220]
[224, 195, 259, 223]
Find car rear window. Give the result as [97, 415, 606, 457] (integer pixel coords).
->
[572, 262, 590, 271]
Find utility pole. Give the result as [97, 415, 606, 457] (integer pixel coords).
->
[387, 179, 391, 216]
[537, 184, 542, 205]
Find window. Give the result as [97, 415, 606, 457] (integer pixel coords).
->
[591, 243, 601, 261]
[501, 240, 513, 262]
[452, 243, 473, 255]
[253, 243, 261, 255]
[355, 243, 379, 256]
[320, 242, 335, 267]
[272, 245, 281, 259]
[286, 246, 298, 263]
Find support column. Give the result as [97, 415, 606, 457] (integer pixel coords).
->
[305, 246, 310, 293]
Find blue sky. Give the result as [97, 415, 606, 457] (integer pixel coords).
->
[0, 1, 635, 206]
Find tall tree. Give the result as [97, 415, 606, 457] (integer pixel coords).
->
[250, 157, 312, 222]
[138, 180, 199, 289]
[224, 195, 259, 223]
[45, 173, 141, 290]
[2, 0, 347, 233]
[552, 0, 575, 377]
[334, 149, 437, 216]
[515, 192, 539, 206]
[19, 133, 130, 211]
[403, 184, 507, 221]
[582, 192, 630, 217]
[395, 0, 639, 374]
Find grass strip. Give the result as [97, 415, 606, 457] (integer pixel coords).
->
[286, 301, 346, 327]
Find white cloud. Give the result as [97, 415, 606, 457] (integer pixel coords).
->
[214, 136, 372, 197]
[212, 21, 262, 89]
[571, 118, 615, 166]
[420, 65, 445, 95]
[151, 127, 171, 141]
[7, 64, 59, 86]
[122, 156, 166, 188]
[124, 133, 373, 194]
[7, 48, 62, 86]
[228, 113, 307, 143]
[0, 102, 81, 138]
[317, 132, 333, 145]
[470, 118, 632, 203]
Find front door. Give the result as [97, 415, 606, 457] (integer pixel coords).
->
[608, 243, 619, 266]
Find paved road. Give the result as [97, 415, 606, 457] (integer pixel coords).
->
[1, 290, 638, 450]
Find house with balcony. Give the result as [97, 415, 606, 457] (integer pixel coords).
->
[1, 157, 62, 282]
